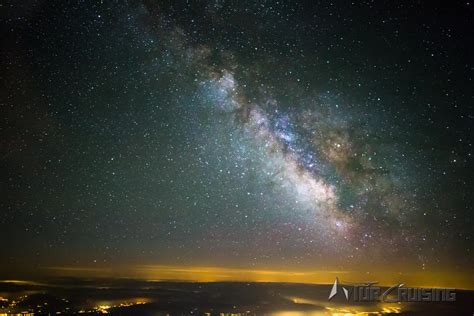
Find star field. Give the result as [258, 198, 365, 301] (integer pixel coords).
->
[1, 1, 473, 283]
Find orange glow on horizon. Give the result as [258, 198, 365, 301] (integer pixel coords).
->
[39, 264, 474, 290]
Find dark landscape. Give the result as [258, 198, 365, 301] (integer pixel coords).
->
[1, 279, 472, 315]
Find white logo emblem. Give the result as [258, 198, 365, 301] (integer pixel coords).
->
[328, 277, 350, 300]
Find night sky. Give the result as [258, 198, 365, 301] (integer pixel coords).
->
[1, 1, 473, 287]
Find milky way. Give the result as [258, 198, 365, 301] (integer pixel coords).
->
[182, 46, 420, 260]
